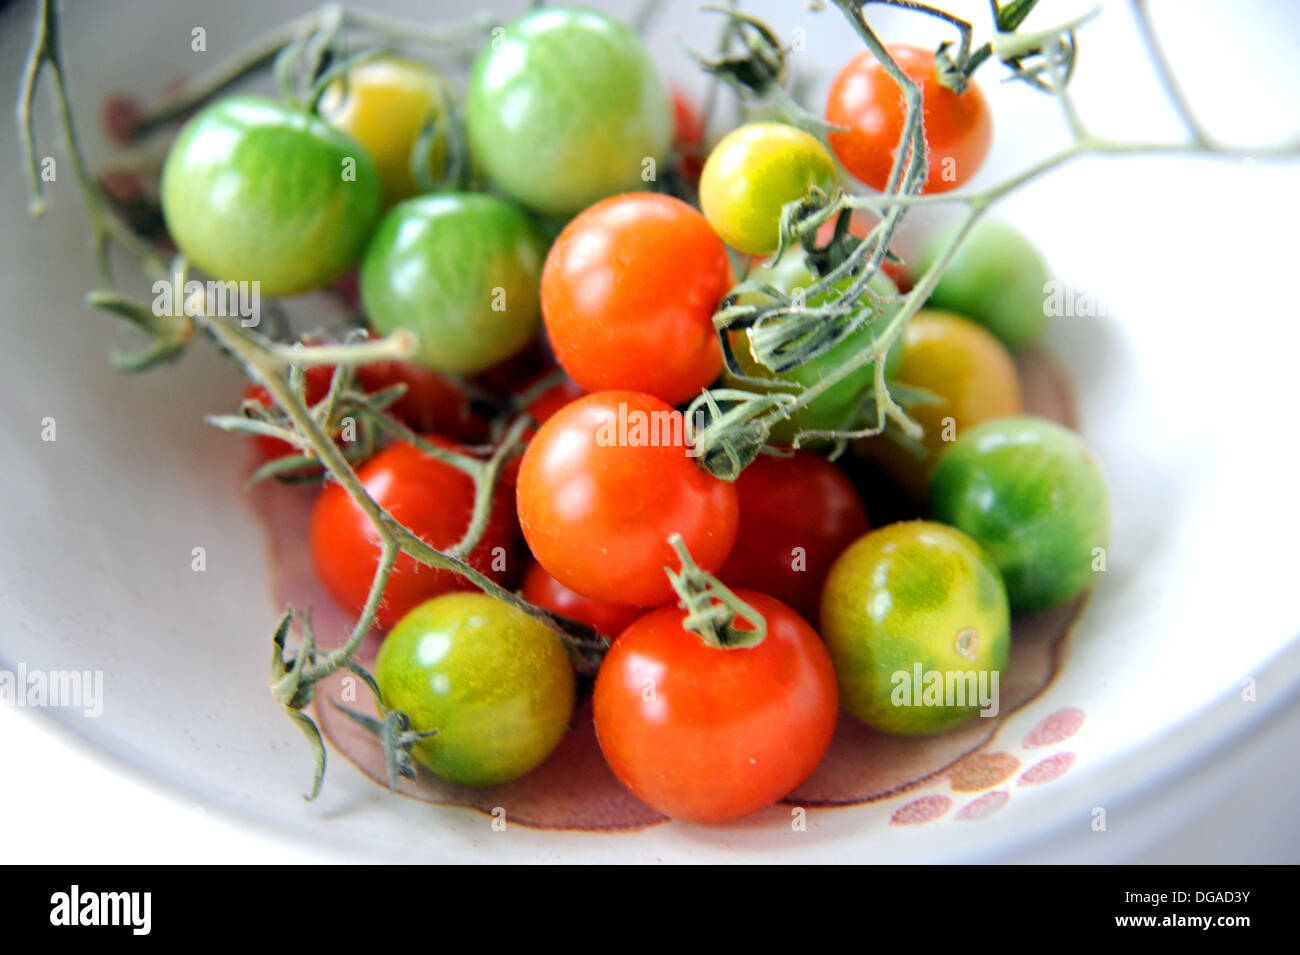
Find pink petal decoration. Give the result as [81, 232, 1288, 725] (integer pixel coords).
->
[890, 795, 952, 825]
[1019, 752, 1077, 786]
[1023, 708, 1085, 749]
[955, 791, 1010, 821]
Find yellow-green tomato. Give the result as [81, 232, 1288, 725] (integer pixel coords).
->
[160, 95, 381, 296]
[820, 521, 1011, 736]
[466, 6, 673, 218]
[700, 123, 838, 254]
[724, 249, 902, 444]
[373, 592, 576, 787]
[318, 56, 449, 206]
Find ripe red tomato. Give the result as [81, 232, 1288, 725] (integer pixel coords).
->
[521, 562, 641, 639]
[541, 193, 731, 406]
[826, 45, 992, 194]
[672, 87, 706, 182]
[524, 376, 585, 425]
[355, 358, 489, 444]
[242, 365, 335, 463]
[718, 452, 869, 621]
[517, 391, 739, 607]
[310, 437, 518, 630]
[593, 591, 839, 823]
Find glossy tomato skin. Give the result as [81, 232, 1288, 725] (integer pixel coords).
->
[820, 521, 1010, 735]
[928, 416, 1109, 610]
[723, 249, 902, 443]
[361, 193, 544, 374]
[593, 591, 838, 822]
[826, 46, 992, 195]
[310, 438, 518, 631]
[856, 309, 1023, 502]
[718, 452, 869, 621]
[699, 122, 838, 254]
[466, 7, 672, 218]
[374, 592, 575, 786]
[541, 193, 731, 405]
[917, 220, 1051, 350]
[318, 56, 448, 207]
[161, 96, 381, 296]
[521, 562, 641, 639]
[517, 391, 739, 607]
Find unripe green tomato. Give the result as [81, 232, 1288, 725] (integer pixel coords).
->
[360, 193, 545, 374]
[917, 219, 1051, 351]
[374, 592, 576, 786]
[160, 95, 382, 297]
[466, 6, 672, 218]
[928, 416, 1109, 610]
[723, 249, 902, 444]
[699, 122, 839, 255]
[819, 521, 1011, 735]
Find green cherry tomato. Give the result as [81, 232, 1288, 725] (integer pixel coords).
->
[723, 248, 902, 444]
[917, 220, 1052, 351]
[466, 6, 672, 218]
[360, 192, 545, 374]
[373, 592, 576, 786]
[928, 416, 1109, 610]
[699, 122, 838, 255]
[161, 95, 381, 297]
[820, 521, 1011, 735]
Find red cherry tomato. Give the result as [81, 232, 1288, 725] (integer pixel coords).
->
[826, 45, 992, 194]
[243, 365, 335, 463]
[521, 562, 641, 639]
[524, 376, 585, 425]
[593, 591, 839, 823]
[517, 391, 739, 607]
[541, 193, 732, 406]
[355, 358, 489, 444]
[672, 87, 706, 182]
[310, 437, 518, 630]
[718, 452, 869, 621]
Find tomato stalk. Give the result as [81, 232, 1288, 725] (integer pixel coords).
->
[664, 535, 766, 649]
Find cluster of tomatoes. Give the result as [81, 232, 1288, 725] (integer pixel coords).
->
[159, 7, 1109, 823]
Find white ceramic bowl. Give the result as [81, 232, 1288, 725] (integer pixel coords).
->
[2, 0, 1298, 862]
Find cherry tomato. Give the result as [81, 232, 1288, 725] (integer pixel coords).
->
[594, 591, 837, 822]
[354, 357, 490, 444]
[521, 562, 641, 639]
[917, 219, 1052, 350]
[856, 309, 1023, 501]
[360, 192, 544, 374]
[523, 376, 585, 425]
[466, 7, 672, 218]
[318, 56, 449, 207]
[723, 248, 902, 443]
[161, 96, 381, 296]
[310, 437, 518, 631]
[517, 391, 739, 607]
[541, 193, 731, 405]
[374, 592, 574, 786]
[242, 365, 336, 464]
[718, 452, 869, 621]
[928, 416, 1109, 610]
[672, 87, 707, 182]
[826, 46, 992, 195]
[820, 521, 1010, 735]
[699, 122, 838, 254]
